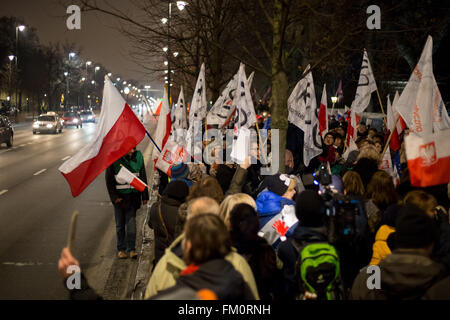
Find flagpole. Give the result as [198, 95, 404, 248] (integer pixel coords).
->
[376, 89, 387, 119]
[381, 115, 400, 157]
[145, 130, 161, 153]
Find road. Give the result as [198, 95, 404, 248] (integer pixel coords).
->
[0, 119, 152, 299]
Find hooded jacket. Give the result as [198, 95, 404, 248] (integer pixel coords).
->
[276, 225, 329, 299]
[256, 191, 298, 249]
[370, 225, 395, 265]
[350, 250, 447, 300]
[149, 195, 184, 266]
[151, 259, 255, 300]
[144, 234, 260, 299]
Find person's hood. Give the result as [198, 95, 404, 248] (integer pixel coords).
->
[378, 251, 445, 299]
[256, 190, 295, 216]
[292, 225, 328, 243]
[162, 195, 183, 207]
[178, 259, 248, 300]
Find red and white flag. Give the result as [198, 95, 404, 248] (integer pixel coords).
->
[392, 91, 407, 136]
[346, 110, 361, 147]
[405, 129, 450, 187]
[387, 95, 401, 151]
[59, 76, 146, 197]
[116, 165, 147, 192]
[152, 87, 172, 163]
[155, 140, 190, 176]
[396, 36, 450, 136]
[318, 84, 328, 139]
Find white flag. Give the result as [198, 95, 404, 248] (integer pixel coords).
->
[350, 49, 377, 113]
[207, 72, 238, 127]
[172, 86, 187, 130]
[234, 63, 257, 130]
[186, 63, 207, 159]
[396, 36, 450, 136]
[288, 65, 322, 166]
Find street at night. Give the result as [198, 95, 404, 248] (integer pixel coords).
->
[0, 0, 450, 316]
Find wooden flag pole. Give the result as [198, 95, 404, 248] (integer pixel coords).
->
[255, 123, 267, 164]
[67, 211, 79, 252]
[376, 89, 387, 119]
[381, 115, 400, 157]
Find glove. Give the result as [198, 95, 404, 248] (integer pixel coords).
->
[273, 219, 289, 241]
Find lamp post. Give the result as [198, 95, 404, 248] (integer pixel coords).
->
[15, 25, 25, 110]
[162, 1, 187, 103]
[331, 96, 338, 116]
[8, 55, 14, 105]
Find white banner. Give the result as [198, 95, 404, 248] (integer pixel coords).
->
[350, 49, 377, 114]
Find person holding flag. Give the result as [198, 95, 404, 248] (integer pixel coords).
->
[106, 147, 149, 259]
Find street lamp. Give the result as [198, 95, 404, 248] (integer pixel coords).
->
[162, 1, 188, 103]
[331, 96, 338, 115]
[8, 55, 14, 61]
[15, 25, 26, 109]
[69, 52, 76, 59]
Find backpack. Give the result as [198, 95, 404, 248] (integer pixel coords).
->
[292, 241, 343, 300]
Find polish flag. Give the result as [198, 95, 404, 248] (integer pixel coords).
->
[387, 95, 401, 151]
[152, 87, 172, 163]
[318, 84, 328, 139]
[405, 129, 450, 187]
[155, 140, 190, 176]
[392, 91, 407, 135]
[346, 110, 361, 146]
[116, 165, 147, 192]
[59, 76, 146, 197]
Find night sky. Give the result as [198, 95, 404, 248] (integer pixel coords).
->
[1, 0, 161, 90]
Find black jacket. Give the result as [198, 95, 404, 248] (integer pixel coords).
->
[350, 250, 447, 300]
[105, 153, 149, 211]
[149, 196, 184, 265]
[276, 225, 329, 299]
[151, 259, 255, 300]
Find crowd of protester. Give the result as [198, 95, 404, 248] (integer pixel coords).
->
[58, 115, 450, 300]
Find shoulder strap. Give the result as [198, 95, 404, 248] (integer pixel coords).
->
[158, 201, 170, 241]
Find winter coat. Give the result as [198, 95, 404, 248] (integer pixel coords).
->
[148, 195, 184, 266]
[233, 235, 282, 300]
[350, 250, 447, 300]
[144, 234, 260, 299]
[353, 158, 379, 189]
[422, 276, 450, 300]
[370, 225, 395, 265]
[276, 225, 328, 299]
[151, 259, 255, 300]
[256, 191, 298, 249]
[105, 151, 149, 210]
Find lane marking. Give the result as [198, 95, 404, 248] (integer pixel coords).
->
[62, 156, 71, 161]
[33, 169, 47, 176]
[0, 190, 8, 196]
[27, 142, 33, 145]
[19, 144, 26, 147]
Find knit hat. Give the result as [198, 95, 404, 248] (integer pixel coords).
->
[295, 190, 326, 227]
[164, 180, 189, 202]
[170, 163, 189, 180]
[394, 204, 436, 249]
[345, 150, 360, 165]
[265, 174, 292, 196]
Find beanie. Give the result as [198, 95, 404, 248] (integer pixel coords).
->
[394, 204, 436, 249]
[266, 174, 292, 196]
[164, 180, 189, 202]
[170, 163, 189, 180]
[295, 190, 326, 227]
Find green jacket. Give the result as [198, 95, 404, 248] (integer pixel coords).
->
[145, 234, 260, 299]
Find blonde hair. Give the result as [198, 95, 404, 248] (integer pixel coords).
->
[343, 171, 365, 196]
[219, 193, 256, 229]
[187, 197, 220, 219]
[357, 144, 382, 165]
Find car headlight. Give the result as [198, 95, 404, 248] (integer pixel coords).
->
[88, 116, 93, 120]
[47, 124, 53, 128]
[33, 122, 39, 128]
[73, 119, 79, 123]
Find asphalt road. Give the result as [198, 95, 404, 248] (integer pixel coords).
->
[0, 119, 152, 299]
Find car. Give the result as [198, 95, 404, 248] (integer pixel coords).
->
[80, 110, 95, 123]
[32, 113, 63, 134]
[0, 115, 13, 147]
[62, 111, 83, 128]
